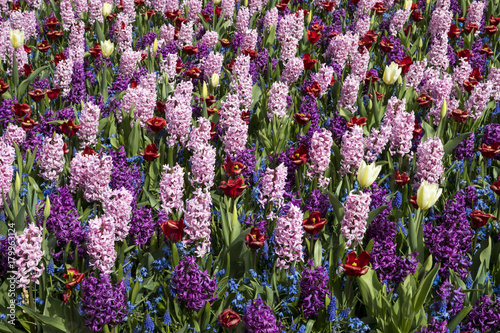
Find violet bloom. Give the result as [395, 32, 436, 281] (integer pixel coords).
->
[300, 261, 330, 319]
[435, 281, 465, 317]
[464, 295, 500, 332]
[81, 274, 127, 332]
[453, 133, 475, 160]
[304, 190, 330, 217]
[170, 256, 218, 310]
[417, 318, 448, 333]
[244, 299, 279, 333]
[129, 205, 156, 245]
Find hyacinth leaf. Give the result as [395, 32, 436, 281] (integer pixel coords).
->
[305, 319, 315, 333]
[172, 243, 180, 268]
[14, 205, 26, 233]
[366, 205, 388, 227]
[20, 305, 66, 332]
[326, 191, 344, 222]
[447, 305, 472, 332]
[1, 322, 24, 333]
[313, 239, 322, 267]
[443, 132, 472, 155]
[265, 25, 276, 49]
[414, 262, 440, 312]
[128, 120, 142, 157]
[200, 301, 212, 330]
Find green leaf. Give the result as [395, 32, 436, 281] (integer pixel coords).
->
[366, 205, 388, 227]
[414, 263, 440, 311]
[172, 243, 180, 267]
[327, 191, 344, 221]
[447, 306, 472, 332]
[14, 205, 26, 232]
[443, 132, 472, 155]
[128, 120, 142, 157]
[95, 22, 105, 42]
[20, 305, 66, 332]
[17, 65, 49, 100]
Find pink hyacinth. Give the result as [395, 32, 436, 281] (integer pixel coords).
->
[115, 13, 133, 52]
[365, 127, 390, 163]
[356, 0, 376, 15]
[452, 59, 472, 92]
[488, 67, 500, 102]
[428, 37, 449, 71]
[165, 80, 193, 146]
[326, 32, 359, 69]
[230, 54, 253, 111]
[119, 49, 142, 78]
[280, 37, 298, 62]
[164, 0, 178, 12]
[276, 12, 303, 43]
[340, 191, 371, 248]
[355, 16, 371, 37]
[188, 0, 202, 22]
[73, 0, 88, 17]
[219, 92, 248, 156]
[88, 0, 104, 24]
[153, 0, 166, 11]
[248, 0, 264, 15]
[267, 81, 289, 120]
[241, 29, 258, 51]
[236, 6, 250, 33]
[428, 73, 453, 125]
[10, 10, 38, 41]
[341, 125, 365, 175]
[200, 31, 219, 49]
[187, 117, 212, 152]
[389, 8, 411, 36]
[69, 22, 85, 64]
[465, 82, 494, 120]
[280, 57, 304, 85]
[313, 64, 334, 97]
[87, 215, 116, 274]
[159, 163, 185, 217]
[465, 1, 485, 28]
[60, 0, 76, 30]
[264, 7, 278, 30]
[178, 21, 194, 46]
[183, 188, 212, 257]
[15, 224, 44, 288]
[429, 8, 453, 38]
[120, 73, 157, 126]
[221, 0, 235, 20]
[350, 51, 370, 77]
[39, 133, 65, 183]
[103, 188, 134, 241]
[161, 53, 177, 81]
[338, 74, 362, 112]
[389, 107, 415, 157]
[259, 163, 287, 210]
[2, 123, 25, 147]
[70, 150, 113, 202]
[416, 137, 444, 186]
[308, 129, 333, 188]
[190, 144, 216, 189]
[275, 204, 304, 270]
[160, 24, 176, 45]
[54, 58, 74, 97]
[0, 140, 14, 207]
[78, 101, 101, 146]
[204, 52, 223, 80]
[406, 59, 428, 90]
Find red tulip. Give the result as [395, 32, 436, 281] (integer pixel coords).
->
[222, 155, 246, 177]
[478, 143, 500, 159]
[322, 1, 335, 11]
[140, 143, 161, 161]
[395, 170, 410, 186]
[489, 14, 500, 26]
[395, 56, 412, 74]
[218, 309, 241, 329]
[0, 79, 9, 95]
[293, 113, 311, 125]
[46, 88, 61, 100]
[219, 178, 247, 198]
[165, 10, 180, 20]
[411, 9, 423, 22]
[451, 109, 468, 123]
[289, 144, 308, 166]
[64, 267, 85, 290]
[245, 227, 266, 249]
[490, 176, 500, 196]
[175, 17, 187, 27]
[380, 38, 394, 53]
[176, 59, 185, 73]
[28, 89, 46, 102]
[479, 44, 493, 57]
[347, 116, 367, 128]
[214, 6, 222, 18]
[183, 46, 199, 55]
[409, 195, 419, 209]
[156, 100, 166, 113]
[37, 40, 51, 53]
[413, 120, 423, 139]
[302, 53, 319, 71]
[23, 64, 34, 77]
[305, 82, 322, 97]
[146, 117, 167, 132]
[89, 43, 102, 58]
[82, 146, 98, 156]
[242, 49, 258, 60]
[12, 103, 31, 119]
[307, 30, 322, 44]
[365, 71, 379, 85]
[470, 210, 496, 230]
[339, 251, 370, 277]
[302, 211, 326, 235]
[46, 17, 59, 30]
[161, 219, 185, 242]
[241, 111, 251, 125]
[416, 93, 433, 108]
[359, 30, 378, 49]
[464, 23, 479, 34]
[21, 117, 39, 131]
[59, 119, 82, 137]
[185, 67, 201, 79]
[372, 2, 386, 15]
[485, 25, 498, 35]
[218, 38, 231, 48]
[448, 24, 462, 39]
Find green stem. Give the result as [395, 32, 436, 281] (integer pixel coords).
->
[29, 283, 35, 333]
[70, 301, 75, 333]
[13, 51, 18, 98]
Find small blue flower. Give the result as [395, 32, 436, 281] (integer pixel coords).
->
[163, 310, 171, 326]
[144, 314, 154, 333]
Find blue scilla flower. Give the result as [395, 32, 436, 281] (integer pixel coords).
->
[46, 259, 55, 276]
[339, 308, 350, 319]
[397, 220, 407, 236]
[0, 314, 6, 322]
[163, 310, 171, 326]
[227, 278, 239, 293]
[393, 191, 402, 209]
[348, 318, 370, 333]
[140, 267, 148, 278]
[144, 314, 154, 333]
[465, 276, 473, 289]
[327, 297, 337, 322]
[298, 325, 306, 333]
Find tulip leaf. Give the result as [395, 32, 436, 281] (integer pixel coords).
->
[327, 191, 344, 222]
[414, 262, 440, 312]
[17, 65, 49, 100]
[172, 243, 180, 268]
[366, 205, 388, 227]
[20, 305, 67, 332]
[443, 132, 471, 155]
[447, 306, 472, 332]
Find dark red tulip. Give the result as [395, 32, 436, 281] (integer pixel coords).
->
[24, 44, 32, 55]
[213, 5, 222, 18]
[404, 24, 413, 37]
[218, 38, 230, 48]
[183, 46, 199, 55]
[302, 53, 319, 71]
[276, 0, 289, 11]
[380, 38, 394, 53]
[457, 49, 472, 61]
[37, 40, 51, 53]
[82, 146, 98, 156]
[47, 29, 63, 40]
[339, 251, 370, 278]
[175, 17, 187, 27]
[21, 117, 39, 131]
[305, 82, 322, 97]
[368, 91, 384, 101]
[140, 143, 161, 161]
[470, 210, 496, 230]
[417, 93, 433, 108]
[161, 219, 185, 242]
[489, 14, 500, 26]
[359, 30, 378, 49]
[322, 1, 334, 11]
[28, 89, 46, 102]
[185, 67, 201, 79]
[207, 106, 220, 116]
[0, 79, 9, 95]
[146, 117, 167, 132]
[52, 52, 66, 65]
[46, 88, 61, 100]
[302, 211, 326, 235]
[365, 71, 379, 85]
[218, 309, 241, 329]
[411, 9, 423, 22]
[241, 111, 250, 124]
[289, 144, 308, 166]
[156, 100, 166, 113]
[219, 178, 247, 198]
[64, 267, 85, 290]
[89, 43, 102, 58]
[294, 113, 311, 125]
[62, 142, 69, 154]
[485, 25, 498, 36]
[307, 29, 322, 44]
[395, 56, 412, 74]
[410, 195, 419, 209]
[479, 44, 493, 57]
[245, 227, 266, 249]
[210, 121, 216, 140]
[490, 176, 500, 196]
[176, 59, 185, 73]
[59, 119, 82, 137]
[448, 24, 462, 39]
[12, 103, 31, 119]
[478, 143, 500, 159]
[227, 59, 236, 72]
[242, 49, 258, 60]
[463, 79, 478, 93]
[23, 64, 34, 77]
[165, 10, 180, 20]
[464, 23, 479, 34]
[395, 170, 410, 186]
[46, 17, 59, 30]
[222, 155, 246, 177]
[372, 2, 386, 15]
[413, 120, 423, 139]
[451, 109, 468, 123]
[347, 116, 367, 128]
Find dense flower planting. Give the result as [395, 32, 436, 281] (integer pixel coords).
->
[0, 0, 500, 331]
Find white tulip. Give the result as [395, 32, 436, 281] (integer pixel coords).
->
[101, 40, 114, 57]
[416, 180, 442, 210]
[210, 73, 219, 88]
[10, 29, 24, 50]
[357, 160, 382, 188]
[383, 62, 402, 85]
[102, 3, 113, 17]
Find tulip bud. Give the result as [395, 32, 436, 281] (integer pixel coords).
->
[44, 197, 51, 219]
[404, 0, 412, 9]
[210, 73, 219, 88]
[213, 0, 221, 4]
[102, 3, 113, 17]
[383, 62, 402, 85]
[202, 82, 208, 99]
[418, 38, 423, 48]
[152, 38, 158, 54]
[307, 10, 312, 25]
[367, 99, 372, 110]
[244, 0, 248, 6]
[440, 99, 447, 118]
[416, 180, 442, 210]
[15, 172, 21, 193]
[357, 160, 382, 188]
[10, 29, 24, 50]
[100, 40, 114, 57]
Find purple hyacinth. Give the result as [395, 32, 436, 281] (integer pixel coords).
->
[67, 62, 86, 104]
[108, 146, 143, 201]
[137, 32, 157, 49]
[110, 74, 131, 94]
[234, 147, 257, 181]
[0, 97, 17, 128]
[417, 318, 448, 333]
[331, 113, 348, 139]
[435, 281, 465, 317]
[482, 123, 500, 147]
[453, 133, 475, 160]
[268, 147, 298, 193]
[303, 189, 330, 217]
[0, 236, 9, 275]
[81, 273, 127, 332]
[470, 39, 487, 75]
[464, 295, 500, 332]
[170, 256, 218, 310]
[244, 299, 279, 333]
[300, 261, 330, 319]
[128, 205, 156, 245]
[384, 35, 407, 65]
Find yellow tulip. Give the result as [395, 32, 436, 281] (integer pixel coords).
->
[202, 82, 208, 99]
[416, 180, 442, 210]
[357, 160, 382, 188]
[404, 0, 412, 9]
[383, 62, 402, 85]
[152, 38, 158, 54]
[10, 29, 24, 50]
[101, 40, 114, 57]
[44, 196, 51, 219]
[210, 73, 219, 88]
[102, 3, 113, 17]
[440, 99, 447, 118]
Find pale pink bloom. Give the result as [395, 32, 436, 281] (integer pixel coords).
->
[54, 58, 74, 97]
[0, 140, 15, 208]
[165, 81, 193, 146]
[120, 75, 157, 126]
[365, 128, 390, 163]
[429, 8, 453, 38]
[264, 7, 278, 29]
[70, 151, 113, 202]
[161, 53, 178, 80]
[267, 81, 289, 120]
[39, 133, 65, 182]
[280, 57, 304, 85]
[15, 224, 44, 288]
[73, 0, 88, 17]
[200, 31, 218, 49]
[248, 0, 264, 15]
[428, 37, 449, 71]
[236, 6, 250, 33]
[160, 163, 185, 217]
[487, 67, 500, 102]
[89, 0, 104, 24]
[114, 13, 133, 52]
[279, 37, 298, 62]
[59, 0, 76, 30]
[183, 188, 212, 257]
[338, 74, 362, 112]
[341, 125, 364, 175]
[275, 204, 304, 269]
[188, 0, 202, 22]
[219, 93, 248, 156]
[69, 22, 85, 64]
[152, 0, 167, 11]
[190, 144, 216, 189]
[24, 0, 42, 8]
[355, 15, 371, 37]
[78, 101, 101, 146]
[10, 10, 38, 41]
[259, 163, 287, 208]
[416, 137, 444, 186]
[350, 50, 370, 77]
[87, 215, 116, 273]
[389, 108, 415, 156]
[0, 22, 9, 63]
[159, 24, 176, 46]
[308, 128, 333, 179]
[427, 73, 453, 125]
[119, 48, 142, 78]
[221, 0, 235, 21]
[2, 124, 25, 147]
[465, 1, 485, 28]
[326, 32, 359, 69]
[165, 0, 179, 12]
[230, 54, 253, 111]
[178, 21, 194, 46]
[187, 117, 212, 152]
[356, 0, 376, 15]
[276, 12, 303, 43]
[103, 188, 134, 241]
[341, 191, 371, 248]
[406, 59, 428, 89]
[241, 29, 258, 51]
[313, 64, 335, 97]
[389, 8, 411, 36]
[465, 82, 494, 120]
[452, 58, 472, 92]
[204, 52, 223, 80]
